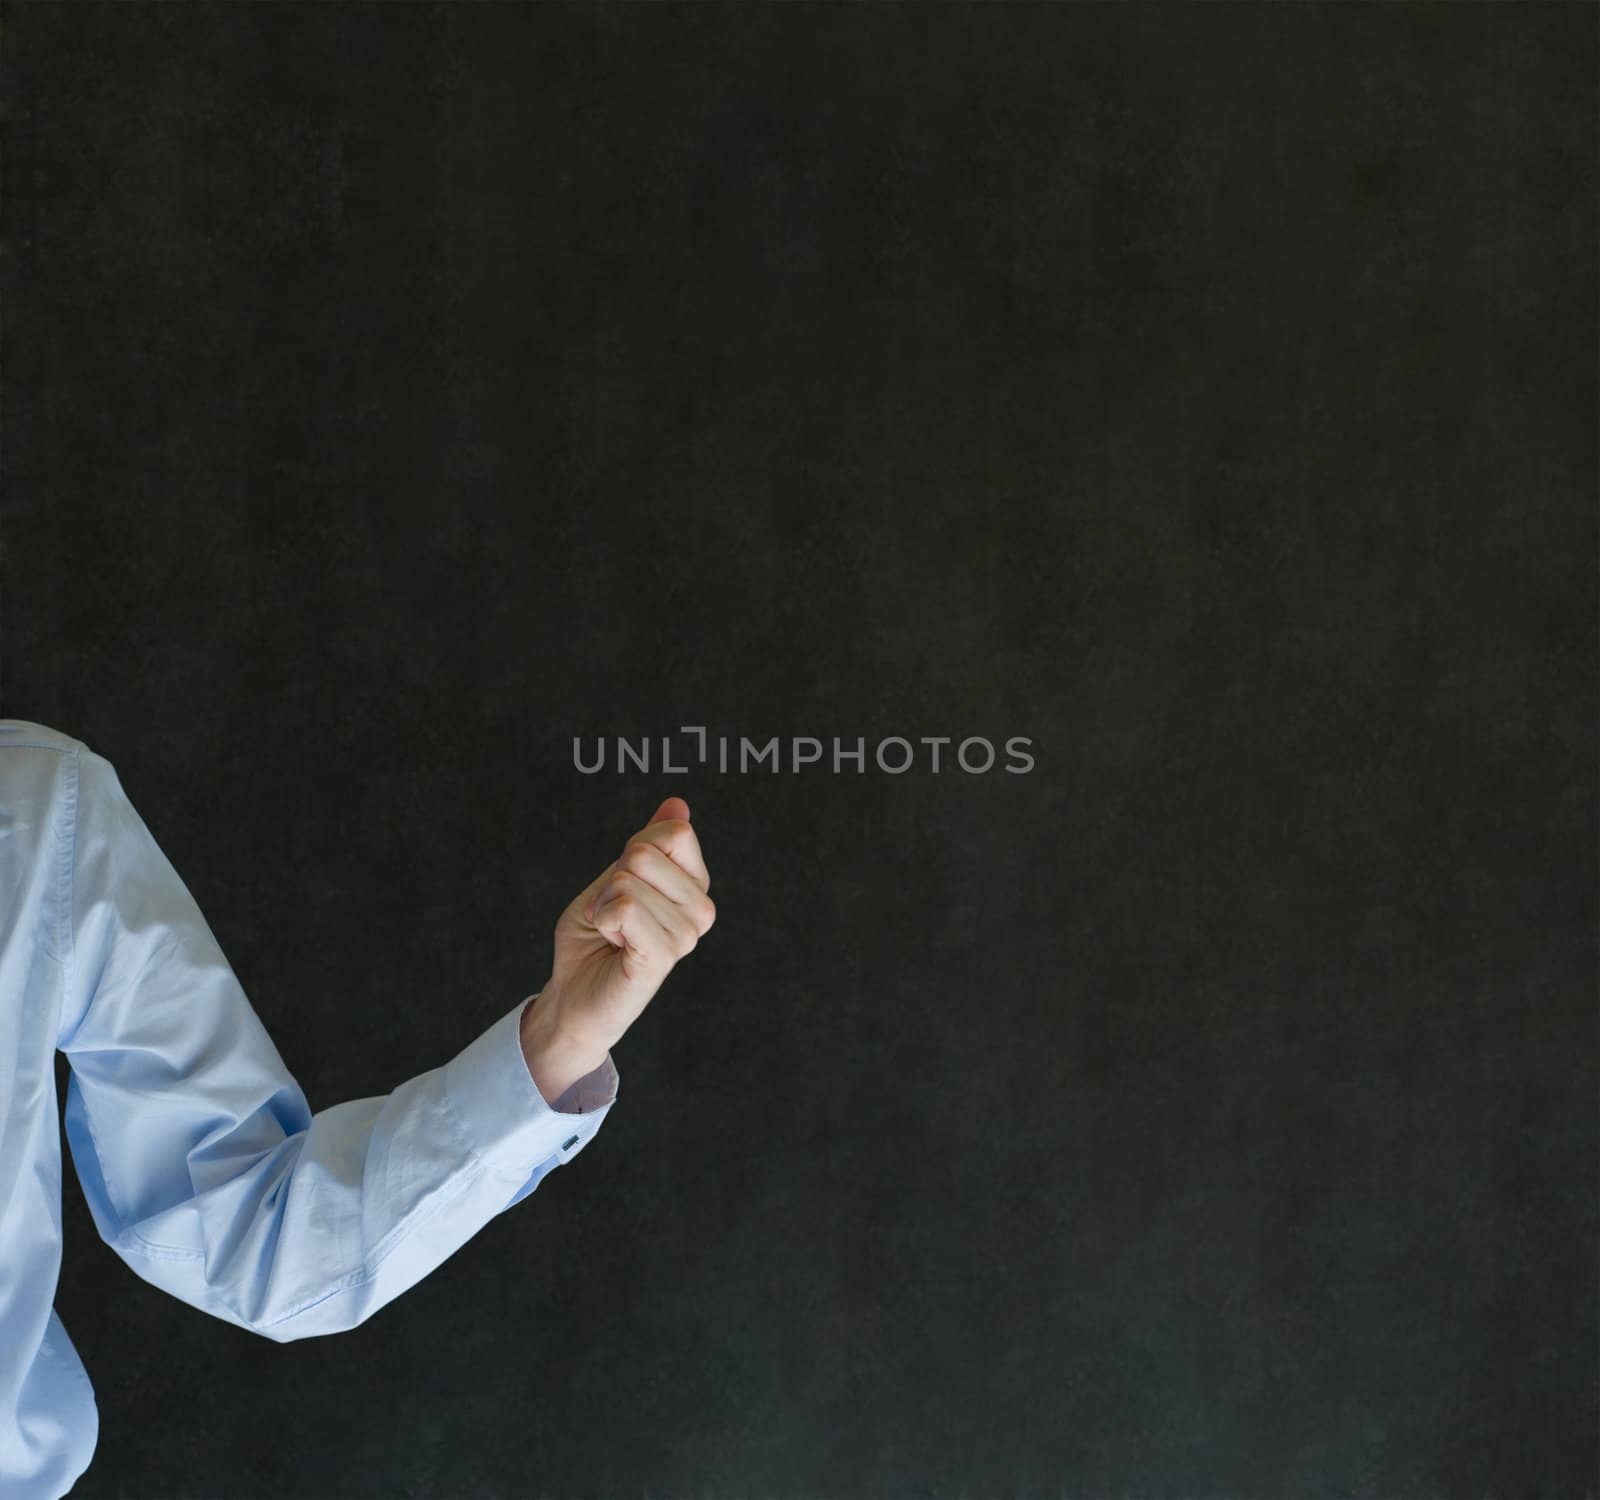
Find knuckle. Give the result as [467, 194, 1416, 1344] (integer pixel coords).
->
[695, 896, 717, 931]
[620, 843, 654, 873]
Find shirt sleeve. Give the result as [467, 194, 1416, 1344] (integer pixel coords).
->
[56, 744, 619, 1342]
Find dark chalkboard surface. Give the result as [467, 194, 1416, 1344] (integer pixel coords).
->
[4, 3, 1594, 1495]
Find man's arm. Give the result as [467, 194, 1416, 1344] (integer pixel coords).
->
[57, 745, 618, 1343]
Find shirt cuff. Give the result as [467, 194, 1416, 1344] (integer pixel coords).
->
[441, 994, 619, 1179]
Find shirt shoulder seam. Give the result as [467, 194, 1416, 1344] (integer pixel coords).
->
[63, 746, 80, 991]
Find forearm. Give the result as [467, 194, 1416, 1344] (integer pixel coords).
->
[71, 993, 617, 1342]
[519, 989, 608, 1106]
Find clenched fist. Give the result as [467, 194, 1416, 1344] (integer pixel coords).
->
[520, 796, 715, 1102]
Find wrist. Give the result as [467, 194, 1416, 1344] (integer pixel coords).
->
[519, 988, 606, 1107]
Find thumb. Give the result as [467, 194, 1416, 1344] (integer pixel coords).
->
[648, 796, 691, 825]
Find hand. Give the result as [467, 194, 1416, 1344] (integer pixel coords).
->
[537, 796, 716, 1060]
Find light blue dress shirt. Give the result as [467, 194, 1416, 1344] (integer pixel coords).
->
[0, 719, 620, 1499]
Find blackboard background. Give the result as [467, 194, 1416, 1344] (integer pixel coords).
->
[3, 3, 1594, 1496]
